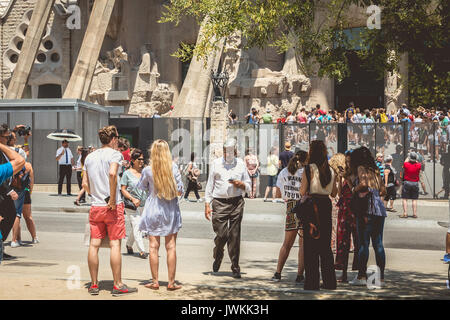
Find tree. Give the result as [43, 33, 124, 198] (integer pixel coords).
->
[160, 0, 449, 108]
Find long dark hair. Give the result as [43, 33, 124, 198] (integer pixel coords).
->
[130, 148, 143, 167]
[349, 147, 378, 174]
[287, 150, 308, 175]
[308, 140, 332, 188]
[81, 148, 90, 166]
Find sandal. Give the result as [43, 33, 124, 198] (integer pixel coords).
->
[167, 283, 182, 291]
[144, 282, 159, 290]
[412, 215, 418, 219]
[399, 215, 407, 218]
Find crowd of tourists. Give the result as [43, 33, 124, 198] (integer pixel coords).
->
[1, 119, 448, 296]
[237, 103, 450, 126]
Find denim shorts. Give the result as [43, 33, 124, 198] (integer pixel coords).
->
[13, 189, 27, 218]
[268, 175, 278, 187]
[402, 181, 419, 200]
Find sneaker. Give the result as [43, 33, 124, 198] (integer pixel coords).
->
[232, 271, 241, 279]
[271, 272, 281, 282]
[88, 284, 100, 296]
[18, 240, 23, 246]
[10, 241, 20, 248]
[349, 277, 367, 286]
[112, 284, 138, 297]
[32, 238, 40, 244]
[444, 253, 450, 264]
[295, 274, 305, 283]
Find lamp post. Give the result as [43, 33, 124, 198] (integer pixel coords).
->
[210, 69, 229, 102]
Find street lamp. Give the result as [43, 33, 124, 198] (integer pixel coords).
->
[211, 69, 229, 102]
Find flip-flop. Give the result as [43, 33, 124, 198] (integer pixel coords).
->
[167, 284, 182, 291]
[399, 215, 408, 218]
[144, 283, 159, 290]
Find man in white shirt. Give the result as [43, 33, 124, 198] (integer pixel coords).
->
[82, 125, 137, 297]
[205, 138, 251, 279]
[55, 140, 74, 196]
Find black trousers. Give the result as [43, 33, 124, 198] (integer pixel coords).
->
[0, 197, 17, 241]
[303, 196, 337, 290]
[76, 171, 85, 201]
[211, 196, 245, 273]
[184, 180, 200, 200]
[58, 165, 72, 195]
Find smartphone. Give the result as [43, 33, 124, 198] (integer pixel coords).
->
[104, 196, 110, 203]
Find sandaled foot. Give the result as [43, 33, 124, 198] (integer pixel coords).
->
[167, 283, 182, 291]
[412, 215, 418, 218]
[399, 214, 407, 218]
[144, 282, 159, 290]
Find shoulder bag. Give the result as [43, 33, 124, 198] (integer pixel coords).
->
[293, 165, 321, 239]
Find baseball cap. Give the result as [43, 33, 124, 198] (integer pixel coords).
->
[223, 138, 237, 148]
[266, 109, 271, 113]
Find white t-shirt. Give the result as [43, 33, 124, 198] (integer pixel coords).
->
[83, 147, 123, 207]
[276, 167, 304, 200]
[10, 146, 27, 161]
[56, 146, 73, 165]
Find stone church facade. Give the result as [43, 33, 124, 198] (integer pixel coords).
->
[0, 0, 408, 120]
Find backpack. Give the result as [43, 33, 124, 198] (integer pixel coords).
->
[380, 113, 388, 123]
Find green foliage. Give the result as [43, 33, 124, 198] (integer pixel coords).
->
[161, 0, 449, 107]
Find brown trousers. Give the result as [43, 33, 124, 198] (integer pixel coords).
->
[211, 196, 245, 273]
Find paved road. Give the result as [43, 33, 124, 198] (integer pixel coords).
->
[21, 206, 448, 251]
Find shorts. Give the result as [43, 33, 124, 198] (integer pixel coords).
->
[24, 191, 31, 204]
[13, 189, 26, 218]
[285, 201, 301, 231]
[402, 181, 419, 200]
[89, 203, 125, 240]
[384, 186, 397, 201]
[419, 171, 425, 183]
[268, 175, 278, 187]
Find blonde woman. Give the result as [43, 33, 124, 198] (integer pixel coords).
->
[137, 140, 184, 291]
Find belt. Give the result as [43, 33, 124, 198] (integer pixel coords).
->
[214, 196, 243, 203]
[310, 194, 330, 199]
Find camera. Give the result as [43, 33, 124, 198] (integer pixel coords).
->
[17, 126, 31, 136]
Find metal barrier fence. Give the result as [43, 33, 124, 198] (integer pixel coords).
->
[111, 118, 449, 200]
[227, 122, 449, 199]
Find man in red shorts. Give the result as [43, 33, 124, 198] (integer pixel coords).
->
[82, 125, 137, 297]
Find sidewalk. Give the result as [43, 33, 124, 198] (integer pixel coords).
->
[1, 232, 449, 300]
[31, 192, 449, 225]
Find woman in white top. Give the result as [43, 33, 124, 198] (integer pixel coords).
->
[300, 140, 338, 290]
[272, 151, 308, 283]
[264, 146, 279, 201]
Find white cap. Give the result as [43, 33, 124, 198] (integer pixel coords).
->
[223, 138, 237, 148]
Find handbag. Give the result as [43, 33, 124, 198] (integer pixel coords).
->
[293, 165, 320, 240]
[123, 196, 137, 211]
[121, 191, 137, 211]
